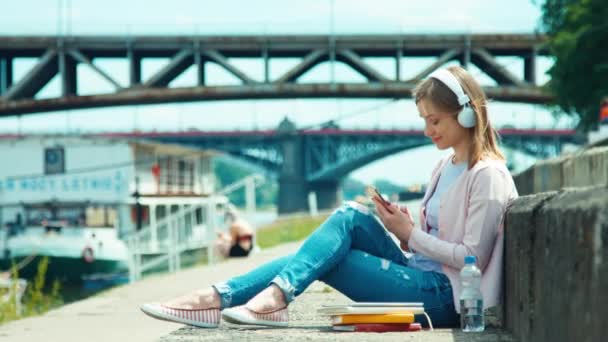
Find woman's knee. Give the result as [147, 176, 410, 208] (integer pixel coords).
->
[336, 201, 373, 216]
[319, 249, 370, 282]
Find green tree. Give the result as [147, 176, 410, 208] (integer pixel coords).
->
[539, 0, 608, 130]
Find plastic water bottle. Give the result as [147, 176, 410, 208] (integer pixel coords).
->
[460, 255, 484, 332]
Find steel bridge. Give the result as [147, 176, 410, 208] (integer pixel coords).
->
[98, 124, 579, 213]
[0, 34, 551, 116]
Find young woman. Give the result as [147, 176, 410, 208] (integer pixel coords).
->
[140, 66, 518, 328]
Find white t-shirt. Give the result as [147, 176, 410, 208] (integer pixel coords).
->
[409, 159, 467, 273]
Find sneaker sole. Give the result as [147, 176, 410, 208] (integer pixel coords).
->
[221, 309, 288, 327]
[140, 305, 219, 328]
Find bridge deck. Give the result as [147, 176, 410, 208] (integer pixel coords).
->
[0, 34, 551, 115]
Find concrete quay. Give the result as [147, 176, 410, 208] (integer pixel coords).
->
[0, 241, 512, 342]
[508, 141, 608, 342]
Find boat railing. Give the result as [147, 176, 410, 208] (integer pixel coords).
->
[126, 174, 264, 282]
[0, 229, 6, 257]
[0, 277, 28, 316]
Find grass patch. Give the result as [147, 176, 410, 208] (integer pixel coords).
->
[256, 214, 329, 249]
[0, 257, 63, 324]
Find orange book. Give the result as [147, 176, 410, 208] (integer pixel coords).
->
[331, 312, 415, 325]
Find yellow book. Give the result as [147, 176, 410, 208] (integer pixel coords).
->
[331, 312, 415, 325]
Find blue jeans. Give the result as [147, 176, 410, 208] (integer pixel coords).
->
[213, 202, 460, 327]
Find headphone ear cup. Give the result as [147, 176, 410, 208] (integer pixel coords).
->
[457, 105, 477, 128]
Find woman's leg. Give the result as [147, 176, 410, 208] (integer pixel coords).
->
[213, 255, 291, 308]
[162, 254, 292, 310]
[167, 201, 406, 311]
[320, 249, 459, 327]
[246, 202, 408, 309]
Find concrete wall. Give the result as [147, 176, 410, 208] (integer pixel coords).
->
[504, 186, 608, 342]
[514, 146, 608, 195]
[507, 145, 608, 341]
[562, 146, 608, 188]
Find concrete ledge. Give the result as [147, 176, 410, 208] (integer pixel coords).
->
[532, 155, 570, 194]
[514, 146, 608, 195]
[562, 146, 608, 188]
[504, 186, 608, 342]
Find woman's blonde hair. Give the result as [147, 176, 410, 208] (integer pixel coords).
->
[413, 66, 504, 169]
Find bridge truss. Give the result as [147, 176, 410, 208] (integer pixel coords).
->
[102, 127, 579, 183]
[0, 34, 551, 116]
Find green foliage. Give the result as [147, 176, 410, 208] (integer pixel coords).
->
[0, 265, 20, 322]
[539, 0, 608, 130]
[0, 257, 63, 324]
[256, 215, 329, 249]
[213, 156, 277, 208]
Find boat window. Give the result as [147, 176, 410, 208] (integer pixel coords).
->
[87, 207, 104, 226]
[155, 205, 167, 221]
[178, 160, 186, 190]
[25, 207, 53, 226]
[159, 156, 196, 194]
[106, 207, 117, 227]
[130, 205, 150, 226]
[24, 205, 117, 227]
[195, 207, 207, 225]
[85, 206, 117, 227]
[57, 207, 85, 226]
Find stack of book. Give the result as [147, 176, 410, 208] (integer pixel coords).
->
[317, 302, 426, 333]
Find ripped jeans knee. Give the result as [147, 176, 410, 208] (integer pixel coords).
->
[333, 200, 374, 216]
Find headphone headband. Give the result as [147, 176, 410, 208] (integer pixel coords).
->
[428, 69, 470, 106]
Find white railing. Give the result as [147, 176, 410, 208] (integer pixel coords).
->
[0, 277, 28, 316]
[126, 174, 265, 282]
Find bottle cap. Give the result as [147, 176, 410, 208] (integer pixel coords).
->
[464, 255, 477, 265]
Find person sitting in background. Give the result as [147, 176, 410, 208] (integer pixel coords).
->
[214, 207, 255, 258]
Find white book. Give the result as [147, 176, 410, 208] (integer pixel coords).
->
[317, 302, 425, 316]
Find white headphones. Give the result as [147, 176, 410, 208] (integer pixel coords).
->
[428, 69, 477, 128]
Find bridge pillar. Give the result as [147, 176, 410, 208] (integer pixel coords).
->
[276, 118, 343, 214]
[278, 176, 309, 214]
[277, 118, 308, 214]
[309, 180, 342, 211]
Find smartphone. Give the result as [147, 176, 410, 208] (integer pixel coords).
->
[365, 186, 393, 213]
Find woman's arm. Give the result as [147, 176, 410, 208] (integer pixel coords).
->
[408, 167, 511, 270]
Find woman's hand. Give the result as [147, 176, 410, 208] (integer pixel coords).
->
[372, 197, 415, 243]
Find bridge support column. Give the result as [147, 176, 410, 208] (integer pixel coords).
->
[279, 178, 342, 214]
[276, 118, 344, 214]
[278, 176, 309, 214]
[277, 118, 308, 214]
[308, 180, 342, 211]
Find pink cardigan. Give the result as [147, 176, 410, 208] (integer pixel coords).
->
[408, 155, 518, 313]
